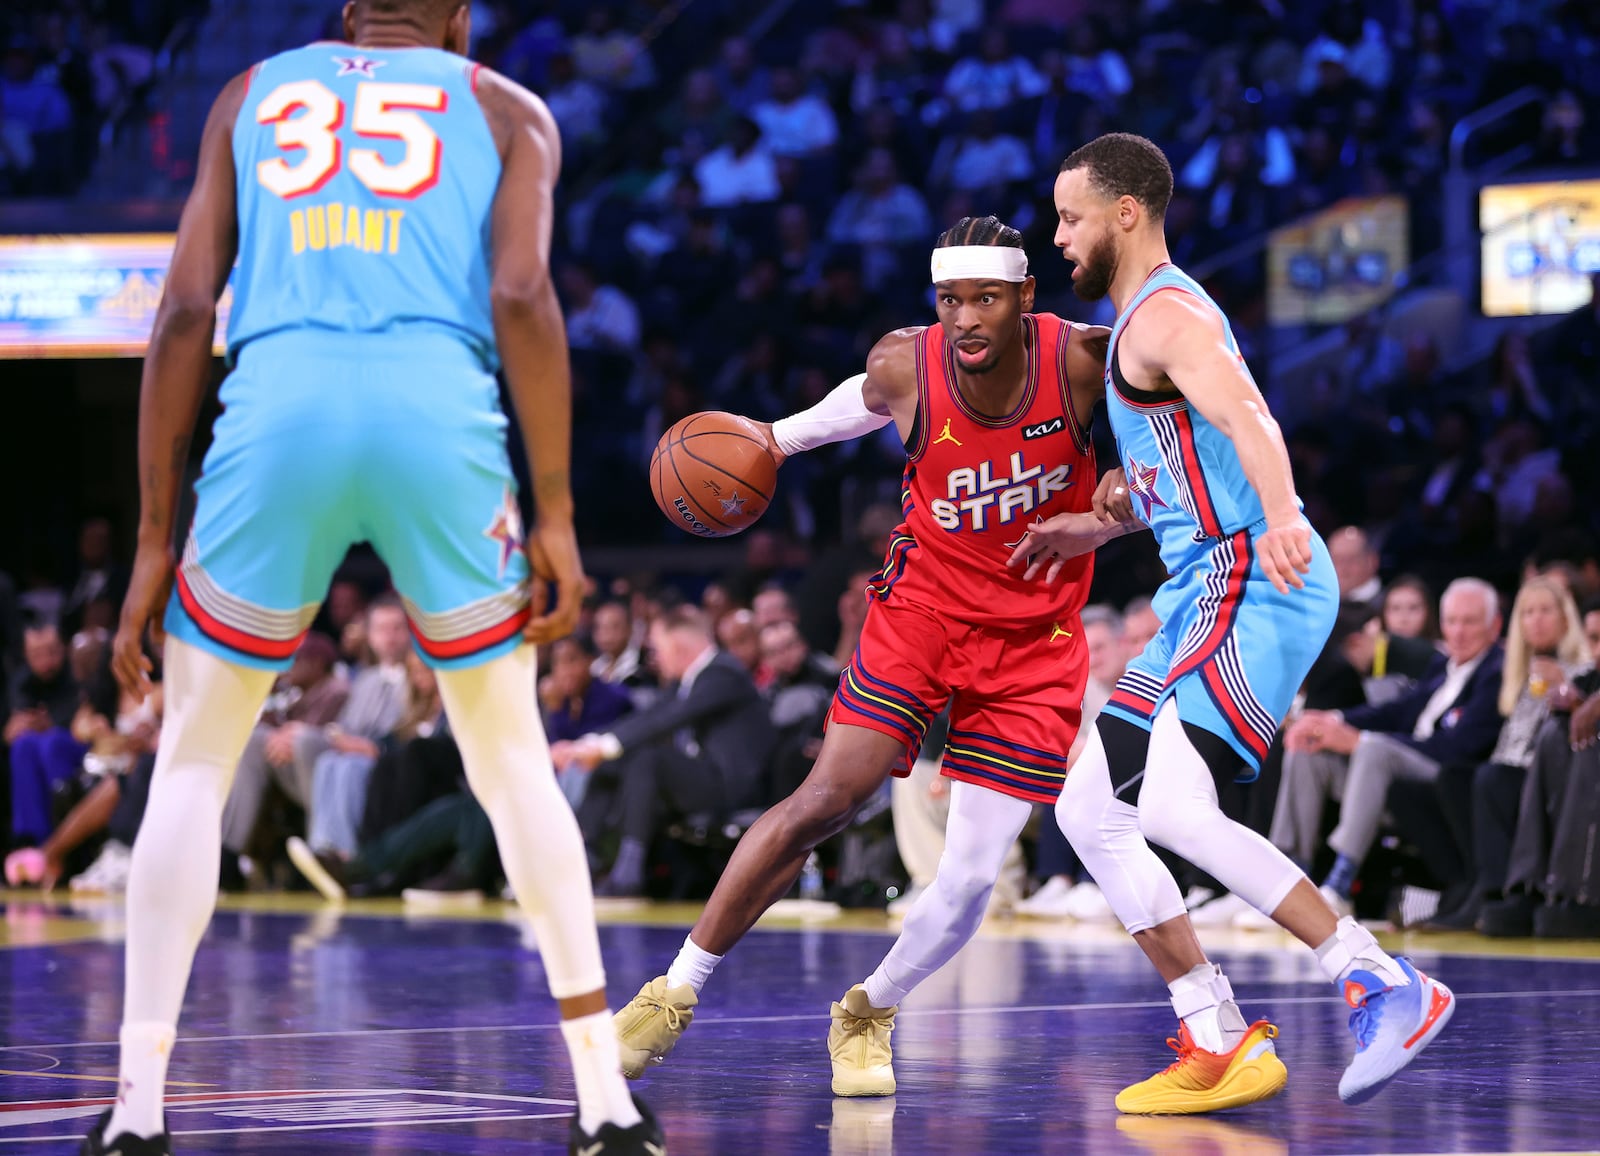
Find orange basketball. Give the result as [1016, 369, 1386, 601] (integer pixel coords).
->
[651, 411, 778, 538]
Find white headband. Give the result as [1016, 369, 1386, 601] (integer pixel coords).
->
[930, 245, 1029, 284]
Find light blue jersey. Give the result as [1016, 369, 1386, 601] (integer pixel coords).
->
[228, 44, 500, 369]
[1098, 263, 1336, 774]
[166, 43, 533, 673]
[1103, 264, 1272, 574]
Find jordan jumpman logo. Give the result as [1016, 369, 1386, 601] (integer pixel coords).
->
[934, 419, 962, 447]
[1049, 622, 1072, 642]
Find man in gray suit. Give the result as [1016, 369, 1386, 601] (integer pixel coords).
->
[555, 606, 776, 896]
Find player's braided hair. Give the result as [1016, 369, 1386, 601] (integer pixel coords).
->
[935, 215, 1024, 249]
[1059, 133, 1174, 221]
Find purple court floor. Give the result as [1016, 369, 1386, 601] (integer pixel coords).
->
[2, 897, 1598, 1153]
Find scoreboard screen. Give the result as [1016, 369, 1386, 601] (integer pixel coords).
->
[0, 234, 230, 359]
[1480, 178, 1600, 317]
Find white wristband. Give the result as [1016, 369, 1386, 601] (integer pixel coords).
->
[771, 373, 891, 456]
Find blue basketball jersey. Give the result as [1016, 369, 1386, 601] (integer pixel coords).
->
[1104, 264, 1287, 573]
[227, 44, 501, 368]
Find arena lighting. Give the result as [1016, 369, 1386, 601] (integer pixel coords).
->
[0, 233, 231, 358]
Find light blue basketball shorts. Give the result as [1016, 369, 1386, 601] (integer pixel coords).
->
[1099, 522, 1338, 777]
[166, 329, 531, 671]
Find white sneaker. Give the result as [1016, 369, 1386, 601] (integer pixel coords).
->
[1319, 884, 1354, 920]
[1232, 903, 1279, 931]
[1015, 875, 1076, 918]
[69, 841, 131, 894]
[1063, 881, 1113, 921]
[1183, 885, 1217, 910]
[1189, 892, 1251, 927]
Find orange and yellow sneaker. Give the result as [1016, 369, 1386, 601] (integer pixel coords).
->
[1115, 1020, 1288, 1115]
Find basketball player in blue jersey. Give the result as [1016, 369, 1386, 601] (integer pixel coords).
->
[1012, 133, 1455, 1114]
[89, 3, 661, 1154]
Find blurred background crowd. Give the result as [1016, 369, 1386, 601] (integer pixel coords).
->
[2, 0, 1599, 940]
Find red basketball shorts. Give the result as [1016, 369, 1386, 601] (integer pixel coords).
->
[829, 595, 1089, 804]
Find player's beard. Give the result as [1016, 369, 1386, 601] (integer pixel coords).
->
[1072, 230, 1120, 302]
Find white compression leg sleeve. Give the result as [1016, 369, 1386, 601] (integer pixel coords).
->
[1138, 701, 1304, 917]
[110, 638, 277, 1138]
[1054, 725, 1188, 934]
[435, 645, 606, 999]
[863, 780, 1032, 1009]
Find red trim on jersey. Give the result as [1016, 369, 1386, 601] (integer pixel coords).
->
[469, 62, 485, 92]
[1167, 530, 1253, 685]
[1199, 662, 1271, 764]
[1108, 685, 1159, 719]
[408, 604, 531, 660]
[175, 571, 307, 661]
[1169, 406, 1225, 538]
[243, 61, 263, 97]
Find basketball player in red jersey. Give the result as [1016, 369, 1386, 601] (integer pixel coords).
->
[612, 216, 1127, 1096]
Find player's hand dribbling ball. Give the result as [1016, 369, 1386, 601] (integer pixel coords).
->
[650, 411, 779, 537]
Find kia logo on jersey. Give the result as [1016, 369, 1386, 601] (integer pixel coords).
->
[1022, 417, 1065, 441]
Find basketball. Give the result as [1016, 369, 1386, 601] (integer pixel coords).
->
[650, 411, 778, 538]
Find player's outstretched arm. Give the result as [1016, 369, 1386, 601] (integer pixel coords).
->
[752, 328, 922, 463]
[1122, 292, 1311, 595]
[478, 71, 583, 645]
[113, 71, 248, 699]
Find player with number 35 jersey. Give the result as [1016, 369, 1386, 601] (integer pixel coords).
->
[92, 3, 657, 1155]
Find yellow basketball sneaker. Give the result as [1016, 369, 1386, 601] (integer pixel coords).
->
[614, 976, 698, 1079]
[1115, 1019, 1287, 1115]
[828, 985, 896, 1096]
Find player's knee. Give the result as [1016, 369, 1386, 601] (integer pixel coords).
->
[1136, 792, 1192, 856]
[781, 778, 862, 846]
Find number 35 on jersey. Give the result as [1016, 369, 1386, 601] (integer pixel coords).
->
[253, 78, 448, 258]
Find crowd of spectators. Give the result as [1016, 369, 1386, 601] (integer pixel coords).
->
[6, 508, 1600, 942]
[3, 3, 1600, 940]
[450, 0, 1600, 546]
[0, 1, 203, 195]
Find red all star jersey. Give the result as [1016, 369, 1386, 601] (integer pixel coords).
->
[868, 312, 1097, 628]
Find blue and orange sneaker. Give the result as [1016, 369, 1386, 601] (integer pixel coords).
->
[1115, 1020, 1287, 1115]
[1338, 957, 1454, 1104]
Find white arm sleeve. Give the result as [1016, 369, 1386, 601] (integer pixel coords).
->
[771, 373, 893, 456]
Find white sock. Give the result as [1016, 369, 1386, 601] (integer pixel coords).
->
[862, 970, 904, 1011]
[1314, 915, 1411, 988]
[665, 934, 722, 995]
[560, 1011, 641, 1133]
[1169, 963, 1248, 1054]
[104, 1022, 176, 1139]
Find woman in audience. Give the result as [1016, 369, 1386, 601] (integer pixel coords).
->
[1427, 574, 1590, 928]
[1381, 574, 1438, 641]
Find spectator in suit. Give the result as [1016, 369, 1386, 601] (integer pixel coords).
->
[7, 621, 84, 845]
[555, 606, 776, 897]
[760, 619, 838, 799]
[1329, 525, 1383, 615]
[1426, 575, 1591, 928]
[544, 635, 633, 809]
[1470, 594, 1600, 938]
[1274, 577, 1506, 914]
[590, 600, 644, 688]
